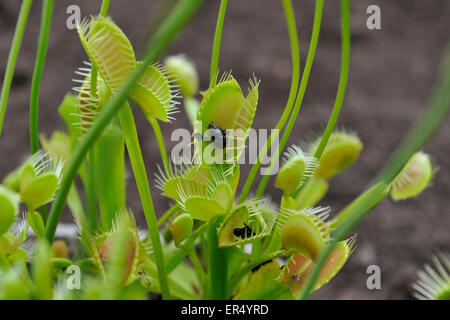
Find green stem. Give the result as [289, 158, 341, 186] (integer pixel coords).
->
[30, 0, 54, 154]
[207, 216, 227, 299]
[90, 0, 110, 96]
[299, 7, 450, 300]
[157, 204, 179, 227]
[45, 0, 203, 241]
[85, 0, 109, 231]
[119, 102, 170, 299]
[255, 0, 324, 197]
[99, 0, 110, 17]
[209, 0, 228, 85]
[181, 245, 206, 287]
[375, 50, 450, 184]
[331, 183, 389, 229]
[86, 149, 98, 231]
[238, 0, 301, 203]
[312, 1, 350, 160]
[149, 117, 172, 176]
[0, 0, 33, 137]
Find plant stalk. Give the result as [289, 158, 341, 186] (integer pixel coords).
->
[119, 102, 171, 299]
[30, 0, 54, 154]
[299, 3, 450, 299]
[207, 216, 227, 299]
[209, 0, 228, 85]
[0, 0, 33, 137]
[238, 0, 301, 203]
[256, 0, 325, 197]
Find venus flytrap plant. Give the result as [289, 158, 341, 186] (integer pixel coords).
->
[299, 48, 450, 299]
[0, 0, 448, 302]
[280, 236, 357, 297]
[389, 151, 435, 201]
[195, 72, 260, 171]
[165, 55, 199, 98]
[2, 1, 204, 298]
[308, 130, 362, 180]
[41, 0, 204, 300]
[275, 145, 319, 196]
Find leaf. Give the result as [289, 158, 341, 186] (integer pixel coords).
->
[94, 126, 126, 228]
[390, 151, 434, 200]
[78, 16, 136, 93]
[310, 130, 362, 179]
[32, 241, 53, 300]
[295, 176, 329, 209]
[131, 63, 179, 122]
[0, 185, 20, 235]
[183, 197, 225, 222]
[282, 237, 357, 297]
[278, 207, 331, 261]
[20, 173, 58, 211]
[27, 211, 45, 240]
[234, 261, 292, 300]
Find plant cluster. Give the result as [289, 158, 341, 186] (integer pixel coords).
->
[0, 0, 449, 300]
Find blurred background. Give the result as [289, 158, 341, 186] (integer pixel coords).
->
[0, 0, 449, 299]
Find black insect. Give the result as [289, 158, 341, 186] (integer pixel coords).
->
[233, 223, 255, 239]
[208, 122, 227, 149]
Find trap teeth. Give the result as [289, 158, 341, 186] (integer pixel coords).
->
[130, 62, 180, 123]
[278, 207, 331, 260]
[275, 145, 308, 195]
[412, 253, 450, 300]
[164, 54, 199, 98]
[390, 151, 435, 201]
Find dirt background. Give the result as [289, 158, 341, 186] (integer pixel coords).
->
[0, 0, 449, 299]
